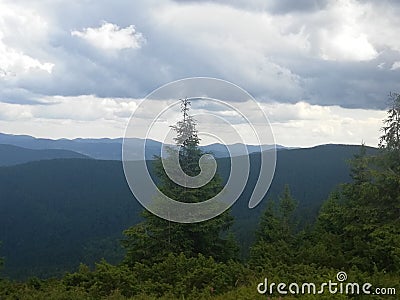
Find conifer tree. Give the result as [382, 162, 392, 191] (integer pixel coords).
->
[379, 92, 400, 152]
[249, 185, 297, 268]
[122, 98, 238, 266]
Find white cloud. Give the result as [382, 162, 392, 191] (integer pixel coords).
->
[0, 2, 54, 77]
[261, 102, 386, 147]
[151, 3, 307, 99]
[71, 22, 145, 50]
[0, 41, 54, 76]
[319, 31, 377, 61]
[263, 101, 332, 122]
[36, 95, 139, 121]
[0, 102, 33, 120]
[0, 94, 141, 139]
[391, 61, 400, 70]
[0, 118, 127, 140]
[312, 0, 378, 61]
[0, 95, 138, 121]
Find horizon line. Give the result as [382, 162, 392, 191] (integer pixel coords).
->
[0, 131, 379, 149]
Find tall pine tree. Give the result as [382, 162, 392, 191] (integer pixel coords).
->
[122, 98, 238, 266]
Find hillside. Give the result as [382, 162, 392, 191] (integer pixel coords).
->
[230, 144, 378, 253]
[0, 144, 377, 279]
[0, 144, 89, 166]
[0, 159, 141, 279]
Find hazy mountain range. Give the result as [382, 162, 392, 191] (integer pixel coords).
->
[0, 132, 287, 162]
[0, 144, 89, 166]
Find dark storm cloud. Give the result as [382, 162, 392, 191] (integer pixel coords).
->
[172, 0, 329, 14]
[266, 0, 329, 14]
[281, 49, 400, 109]
[0, 87, 48, 105]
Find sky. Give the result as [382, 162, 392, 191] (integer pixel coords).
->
[0, 0, 399, 147]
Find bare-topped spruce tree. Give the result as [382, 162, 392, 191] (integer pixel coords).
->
[122, 98, 238, 265]
[378, 92, 400, 176]
[379, 92, 400, 152]
[171, 98, 200, 148]
[169, 98, 203, 179]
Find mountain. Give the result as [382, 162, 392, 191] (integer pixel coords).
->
[0, 133, 126, 160]
[0, 132, 285, 160]
[202, 142, 288, 157]
[0, 144, 89, 166]
[0, 144, 377, 279]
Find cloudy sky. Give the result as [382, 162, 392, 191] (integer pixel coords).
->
[0, 0, 399, 146]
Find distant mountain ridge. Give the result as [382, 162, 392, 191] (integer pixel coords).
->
[0, 144, 89, 166]
[0, 132, 287, 160]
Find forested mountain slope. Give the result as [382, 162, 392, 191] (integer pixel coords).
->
[0, 144, 89, 166]
[0, 144, 376, 278]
